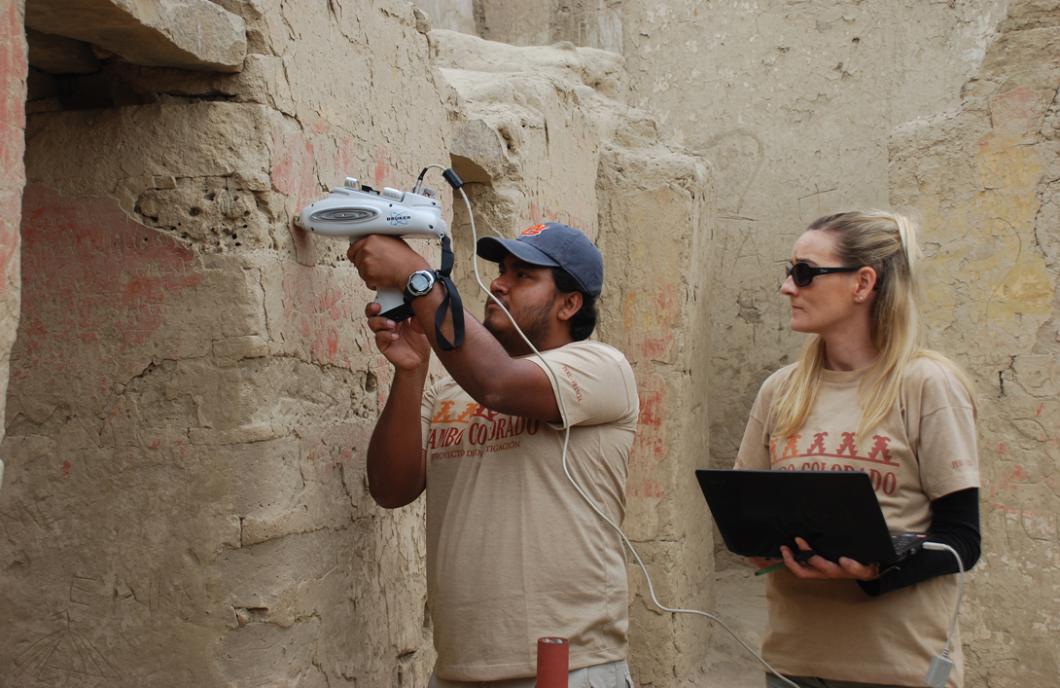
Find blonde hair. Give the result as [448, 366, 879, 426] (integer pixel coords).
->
[771, 210, 973, 440]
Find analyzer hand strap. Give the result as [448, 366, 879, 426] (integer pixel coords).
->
[433, 235, 465, 350]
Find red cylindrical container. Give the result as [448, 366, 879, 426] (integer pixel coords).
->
[536, 637, 569, 688]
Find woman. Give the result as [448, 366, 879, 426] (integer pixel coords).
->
[735, 211, 981, 688]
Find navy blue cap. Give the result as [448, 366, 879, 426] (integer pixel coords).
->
[476, 222, 604, 297]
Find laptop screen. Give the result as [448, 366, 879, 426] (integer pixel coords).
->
[696, 469, 904, 565]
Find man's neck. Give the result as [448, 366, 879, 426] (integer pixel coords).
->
[502, 332, 575, 357]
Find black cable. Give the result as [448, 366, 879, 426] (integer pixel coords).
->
[442, 168, 464, 190]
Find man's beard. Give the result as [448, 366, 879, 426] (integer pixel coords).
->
[483, 297, 555, 355]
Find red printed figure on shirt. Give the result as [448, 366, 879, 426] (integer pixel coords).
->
[806, 432, 828, 455]
[836, 432, 858, 458]
[868, 434, 895, 465]
[781, 435, 802, 460]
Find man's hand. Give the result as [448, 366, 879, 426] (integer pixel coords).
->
[348, 235, 430, 290]
[366, 302, 431, 371]
[779, 536, 880, 581]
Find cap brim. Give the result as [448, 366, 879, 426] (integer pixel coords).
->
[476, 236, 561, 267]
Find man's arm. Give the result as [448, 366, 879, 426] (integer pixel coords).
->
[412, 293, 560, 422]
[363, 302, 432, 508]
[350, 236, 561, 422]
[367, 363, 429, 508]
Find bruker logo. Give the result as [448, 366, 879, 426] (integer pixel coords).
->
[387, 213, 412, 227]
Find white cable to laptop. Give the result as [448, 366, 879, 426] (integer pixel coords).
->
[921, 542, 965, 688]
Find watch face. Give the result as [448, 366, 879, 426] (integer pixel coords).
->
[409, 271, 434, 294]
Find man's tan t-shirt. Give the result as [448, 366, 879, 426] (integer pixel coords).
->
[735, 357, 978, 688]
[421, 340, 639, 681]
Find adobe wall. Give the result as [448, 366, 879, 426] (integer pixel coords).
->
[0, 0, 25, 486]
[889, 1, 1060, 683]
[2, 0, 1056, 686]
[1, 2, 450, 685]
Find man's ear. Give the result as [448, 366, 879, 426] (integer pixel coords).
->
[557, 291, 583, 322]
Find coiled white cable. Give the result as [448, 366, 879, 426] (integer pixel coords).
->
[454, 185, 800, 688]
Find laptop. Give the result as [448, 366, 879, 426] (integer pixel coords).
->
[695, 469, 926, 566]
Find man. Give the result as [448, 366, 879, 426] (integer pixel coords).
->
[348, 222, 639, 687]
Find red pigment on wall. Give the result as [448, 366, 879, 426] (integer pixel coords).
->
[269, 122, 394, 367]
[638, 390, 664, 428]
[373, 147, 390, 188]
[0, 1, 27, 293]
[16, 185, 203, 381]
[0, 194, 20, 292]
[627, 382, 669, 500]
[0, 2, 28, 145]
[271, 125, 317, 210]
[989, 86, 1042, 136]
[281, 263, 363, 366]
[639, 334, 673, 360]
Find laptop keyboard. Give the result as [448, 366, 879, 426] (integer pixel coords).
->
[891, 532, 928, 556]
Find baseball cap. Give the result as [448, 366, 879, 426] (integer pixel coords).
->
[476, 222, 604, 297]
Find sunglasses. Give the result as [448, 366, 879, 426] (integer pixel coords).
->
[785, 262, 861, 287]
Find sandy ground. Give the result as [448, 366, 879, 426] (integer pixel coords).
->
[686, 553, 770, 687]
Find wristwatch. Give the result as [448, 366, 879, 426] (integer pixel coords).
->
[404, 269, 437, 301]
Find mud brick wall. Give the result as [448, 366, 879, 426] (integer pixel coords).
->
[889, 2, 1060, 683]
[0, 0, 25, 482]
[2, 0, 1058, 685]
[1, 3, 449, 685]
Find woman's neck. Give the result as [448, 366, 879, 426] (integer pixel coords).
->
[820, 326, 878, 371]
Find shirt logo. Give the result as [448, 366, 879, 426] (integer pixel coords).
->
[428, 401, 541, 458]
[770, 431, 900, 495]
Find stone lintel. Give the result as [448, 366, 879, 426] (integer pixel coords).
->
[26, 0, 247, 73]
[26, 28, 100, 74]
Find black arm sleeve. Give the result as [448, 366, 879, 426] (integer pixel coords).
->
[858, 487, 980, 597]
